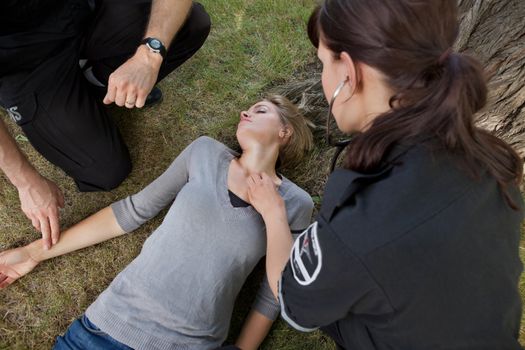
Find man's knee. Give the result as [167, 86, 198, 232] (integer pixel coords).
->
[75, 152, 132, 192]
[185, 2, 211, 50]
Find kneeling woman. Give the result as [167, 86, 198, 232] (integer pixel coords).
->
[0, 95, 314, 350]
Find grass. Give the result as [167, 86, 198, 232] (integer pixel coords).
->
[0, 1, 524, 349]
[0, 1, 333, 348]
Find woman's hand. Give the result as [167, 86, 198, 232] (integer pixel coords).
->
[248, 173, 293, 298]
[0, 247, 40, 289]
[247, 173, 286, 219]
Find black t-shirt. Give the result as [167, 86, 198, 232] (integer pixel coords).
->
[279, 143, 524, 349]
[228, 190, 250, 208]
[0, 0, 92, 77]
[0, 0, 64, 34]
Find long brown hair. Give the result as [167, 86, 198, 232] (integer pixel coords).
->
[308, 0, 523, 208]
[265, 94, 314, 170]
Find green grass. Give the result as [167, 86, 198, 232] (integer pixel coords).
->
[0, 1, 524, 349]
[0, 1, 332, 348]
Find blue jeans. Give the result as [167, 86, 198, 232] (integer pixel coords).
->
[53, 314, 133, 350]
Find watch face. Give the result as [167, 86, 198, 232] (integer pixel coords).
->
[149, 39, 162, 50]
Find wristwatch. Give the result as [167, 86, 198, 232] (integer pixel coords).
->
[141, 37, 167, 59]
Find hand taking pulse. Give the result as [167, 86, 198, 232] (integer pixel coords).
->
[103, 45, 163, 109]
[18, 175, 65, 250]
[246, 173, 286, 219]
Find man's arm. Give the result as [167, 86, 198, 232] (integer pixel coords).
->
[144, 0, 193, 48]
[103, 0, 193, 108]
[0, 118, 64, 249]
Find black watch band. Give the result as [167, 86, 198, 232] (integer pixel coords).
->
[141, 37, 167, 59]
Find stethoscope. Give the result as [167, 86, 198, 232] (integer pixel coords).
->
[326, 77, 352, 172]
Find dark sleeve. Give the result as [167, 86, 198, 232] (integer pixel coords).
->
[278, 220, 391, 331]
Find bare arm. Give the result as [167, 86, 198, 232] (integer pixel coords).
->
[261, 209, 293, 298]
[0, 206, 124, 289]
[145, 0, 193, 48]
[235, 310, 274, 350]
[247, 173, 294, 298]
[0, 118, 64, 249]
[0, 117, 35, 186]
[28, 206, 124, 261]
[103, 0, 193, 108]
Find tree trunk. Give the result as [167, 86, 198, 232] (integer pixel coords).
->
[457, 0, 525, 159]
[277, 0, 525, 169]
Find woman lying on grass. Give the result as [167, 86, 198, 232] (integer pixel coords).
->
[0, 95, 314, 350]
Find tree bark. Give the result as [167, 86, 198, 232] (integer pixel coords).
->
[457, 0, 525, 158]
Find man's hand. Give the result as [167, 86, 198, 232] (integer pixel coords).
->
[0, 246, 40, 289]
[18, 175, 64, 250]
[103, 45, 163, 109]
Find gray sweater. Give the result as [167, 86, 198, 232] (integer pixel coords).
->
[85, 137, 314, 350]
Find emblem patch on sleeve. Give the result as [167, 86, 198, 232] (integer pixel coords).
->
[7, 106, 22, 123]
[290, 222, 322, 285]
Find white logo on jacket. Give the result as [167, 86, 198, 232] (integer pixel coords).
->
[291, 221, 322, 285]
[7, 106, 22, 122]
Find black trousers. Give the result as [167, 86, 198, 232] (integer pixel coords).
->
[322, 323, 347, 350]
[0, 0, 210, 191]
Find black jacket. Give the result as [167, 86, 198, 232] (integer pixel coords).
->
[0, 0, 90, 77]
[279, 143, 524, 349]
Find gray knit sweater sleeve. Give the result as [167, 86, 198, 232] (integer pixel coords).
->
[111, 139, 197, 232]
[251, 190, 314, 320]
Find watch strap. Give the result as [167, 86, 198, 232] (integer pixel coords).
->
[141, 37, 167, 59]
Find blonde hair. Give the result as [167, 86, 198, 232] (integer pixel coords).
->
[265, 94, 313, 169]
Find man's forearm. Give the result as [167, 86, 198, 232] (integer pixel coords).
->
[145, 0, 193, 48]
[104, 0, 194, 108]
[0, 118, 39, 189]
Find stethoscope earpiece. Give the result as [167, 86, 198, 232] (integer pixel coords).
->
[326, 76, 352, 173]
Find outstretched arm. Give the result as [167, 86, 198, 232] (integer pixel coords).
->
[103, 0, 193, 108]
[0, 206, 123, 289]
[0, 118, 64, 250]
[0, 136, 199, 289]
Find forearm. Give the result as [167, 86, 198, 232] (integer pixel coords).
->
[26, 206, 125, 262]
[0, 118, 39, 189]
[263, 207, 294, 299]
[235, 310, 274, 350]
[145, 0, 192, 47]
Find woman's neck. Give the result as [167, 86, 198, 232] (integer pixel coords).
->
[227, 144, 280, 203]
[236, 144, 280, 181]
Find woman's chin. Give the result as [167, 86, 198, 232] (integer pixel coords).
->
[236, 127, 252, 144]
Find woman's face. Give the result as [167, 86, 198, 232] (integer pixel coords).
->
[236, 100, 285, 148]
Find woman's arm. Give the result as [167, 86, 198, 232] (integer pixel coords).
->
[0, 206, 124, 289]
[263, 213, 294, 298]
[235, 310, 274, 350]
[113, 137, 198, 232]
[247, 173, 297, 298]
